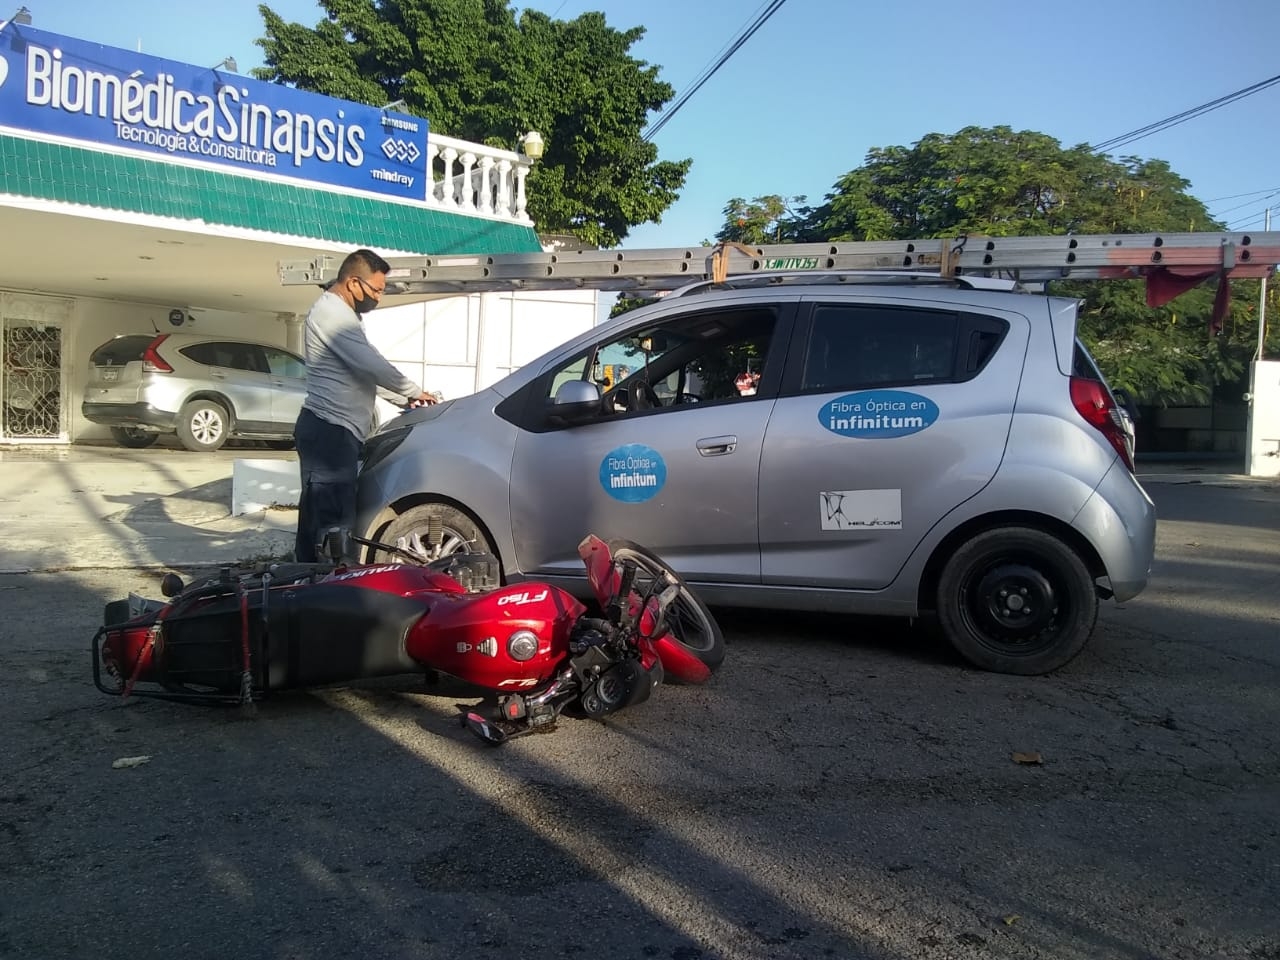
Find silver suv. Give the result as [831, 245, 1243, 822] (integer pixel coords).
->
[351, 274, 1156, 675]
[82, 333, 306, 452]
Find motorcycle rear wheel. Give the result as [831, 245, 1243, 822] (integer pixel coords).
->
[607, 539, 725, 673]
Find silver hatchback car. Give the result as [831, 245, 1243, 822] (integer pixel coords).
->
[352, 274, 1156, 675]
[82, 333, 307, 452]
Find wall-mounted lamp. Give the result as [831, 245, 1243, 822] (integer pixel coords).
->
[518, 130, 545, 162]
[211, 56, 238, 73]
[381, 99, 408, 112]
[8, 6, 32, 25]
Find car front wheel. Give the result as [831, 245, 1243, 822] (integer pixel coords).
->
[372, 502, 497, 567]
[936, 526, 1098, 676]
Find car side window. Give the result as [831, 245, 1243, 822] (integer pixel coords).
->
[263, 348, 305, 379]
[180, 341, 262, 371]
[801, 304, 1007, 392]
[544, 307, 779, 416]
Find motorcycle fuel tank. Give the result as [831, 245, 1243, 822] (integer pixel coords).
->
[405, 584, 586, 689]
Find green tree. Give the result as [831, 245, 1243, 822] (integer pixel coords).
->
[716, 125, 1276, 405]
[714, 195, 810, 245]
[254, 0, 691, 247]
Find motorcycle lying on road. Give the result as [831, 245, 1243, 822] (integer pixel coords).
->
[92, 531, 724, 745]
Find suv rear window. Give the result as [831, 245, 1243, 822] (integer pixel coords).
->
[90, 336, 154, 365]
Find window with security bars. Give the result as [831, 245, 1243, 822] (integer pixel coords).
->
[1, 295, 71, 441]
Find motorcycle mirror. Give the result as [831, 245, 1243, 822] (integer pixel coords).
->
[160, 572, 185, 597]
[462, 711, 508, 746]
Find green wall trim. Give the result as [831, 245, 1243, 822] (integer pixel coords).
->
[0, 134, 542, 255]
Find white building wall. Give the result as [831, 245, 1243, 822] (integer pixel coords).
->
[2, 286, 597, 443]
[364, 289, 599, 403]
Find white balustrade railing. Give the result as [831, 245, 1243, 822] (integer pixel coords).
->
[425, 134, 533, 224]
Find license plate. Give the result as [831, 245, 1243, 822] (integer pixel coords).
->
[101, 368, 119, 382]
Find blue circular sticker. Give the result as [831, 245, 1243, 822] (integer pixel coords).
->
[600, 444, 667, 503]
[818, 390, 939, 439]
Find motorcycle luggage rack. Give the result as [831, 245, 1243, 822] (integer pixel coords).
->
[91, 625, 259, 704]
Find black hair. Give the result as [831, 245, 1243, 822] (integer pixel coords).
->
[337, 248, 391, 281]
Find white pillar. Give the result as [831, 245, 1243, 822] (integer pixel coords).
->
[515, 165, 531, 222]
[458, 152, 476, 211]
[496, 159, 512, 218]
[477, 156, 495, 214]
[440, 147, 458, 207]
[281, 313, 303, 354]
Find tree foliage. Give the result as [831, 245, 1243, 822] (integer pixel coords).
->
[713, 126, 1278, 405]
[254, 0, 691, 247]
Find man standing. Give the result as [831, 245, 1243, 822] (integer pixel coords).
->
[293, 248, 436, 562]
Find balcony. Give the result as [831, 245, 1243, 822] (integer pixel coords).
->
[425, 134, 535, 225]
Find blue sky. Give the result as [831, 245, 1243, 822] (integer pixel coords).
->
[14, 0, 1280, 249]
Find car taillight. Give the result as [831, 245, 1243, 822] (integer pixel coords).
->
[1070, 376, 1134, 472]
[142, 334, 173, 373]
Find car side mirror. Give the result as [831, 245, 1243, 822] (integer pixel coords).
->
[550, 380, 603, 424]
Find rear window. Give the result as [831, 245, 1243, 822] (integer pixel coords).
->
[90, 335, 154, 365]
[800, 304, 1008, 393]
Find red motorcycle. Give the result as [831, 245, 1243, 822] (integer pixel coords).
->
[92, 533, 724, 745]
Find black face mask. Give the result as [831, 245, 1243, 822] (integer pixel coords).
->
[350, 278, 379, 315]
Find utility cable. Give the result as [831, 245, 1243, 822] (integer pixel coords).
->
[642, 0, 789, 142]
[1090, 74, 1280, 153]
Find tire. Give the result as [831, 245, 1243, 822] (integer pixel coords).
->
[372, 502, 497, 565]
[607, 539, 725, 674]
[110, 426, 158, 449]
[936, 526, 1098, 676]
[176, 399, 229, 452]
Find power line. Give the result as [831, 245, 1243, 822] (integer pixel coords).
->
[1090, 73, 1280, 153]
[1204, 185, 1280, 204]
[642, 0, 789, 142]
[1212, 189, 1280, 219]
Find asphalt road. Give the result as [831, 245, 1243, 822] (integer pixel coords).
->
[0, 480, 1277, 960]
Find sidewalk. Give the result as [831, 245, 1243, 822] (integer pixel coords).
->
[0, 443, 298, 574]
[0, 443, 1272, 575]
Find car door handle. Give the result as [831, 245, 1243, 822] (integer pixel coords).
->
[696, 435, 737, 456]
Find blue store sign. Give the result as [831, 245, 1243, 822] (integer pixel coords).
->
[0, 24, 428, 200]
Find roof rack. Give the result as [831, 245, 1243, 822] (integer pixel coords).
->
[660, 270, 1024, 300]
[278, 232, 1280, 296]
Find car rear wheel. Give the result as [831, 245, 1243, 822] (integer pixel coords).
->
[109, 426, 158, 449]
[372, 502, 497, 567]
[936, 526, 1098, 676]
[176, 399, 229, 452]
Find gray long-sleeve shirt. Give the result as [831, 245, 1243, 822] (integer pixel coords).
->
[300, 291, 423, 441]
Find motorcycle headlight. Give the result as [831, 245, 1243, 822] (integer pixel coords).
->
[507, 630, 538, 662]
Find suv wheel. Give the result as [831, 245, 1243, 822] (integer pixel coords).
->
[176, 399, 229, 452]
[937, 526, 1098, 676]
[372, 503, 497, 567]
[110, 426, 158, 449]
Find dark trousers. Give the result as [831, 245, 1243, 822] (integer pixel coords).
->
[293, 407, 362, 562]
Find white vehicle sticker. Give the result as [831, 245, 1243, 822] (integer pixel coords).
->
[820, 489, 902, 530]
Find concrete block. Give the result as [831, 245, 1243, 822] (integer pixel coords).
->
[232, 458, 301, 514]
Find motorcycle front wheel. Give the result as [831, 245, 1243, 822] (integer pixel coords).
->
[607, 539, 725, 675]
